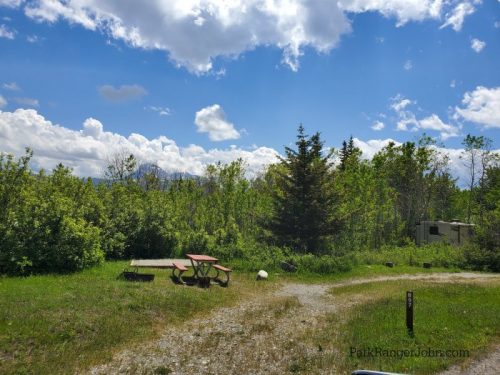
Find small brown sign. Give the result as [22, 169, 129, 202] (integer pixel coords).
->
[406, 291, 413, 332]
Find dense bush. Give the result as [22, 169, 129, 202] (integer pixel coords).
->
[354, 242, 465, 269]
[0, 155, 103, 275]
[289, 253, 354, 274]
[462, 243, 500, 272]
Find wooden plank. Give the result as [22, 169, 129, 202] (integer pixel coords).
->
[186, 254, 218, 262]
[172, 262, 188, 271]
[213, 264, 232, 272]
[130, 259, 191, 269]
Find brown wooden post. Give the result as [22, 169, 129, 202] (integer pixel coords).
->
[406, 291, 413, 332]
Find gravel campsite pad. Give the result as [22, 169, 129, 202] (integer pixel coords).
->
[87, 273, 500, 375]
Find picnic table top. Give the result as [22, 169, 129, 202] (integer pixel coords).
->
[186, 254, 219, 262]
[130, 259, 191, 268]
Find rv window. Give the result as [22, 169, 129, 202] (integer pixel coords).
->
[429, 226, 439, 235]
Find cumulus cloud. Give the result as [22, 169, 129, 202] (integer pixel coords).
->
[455, 86, 500, 129]
[371, 121, 385, 131]
[440, 1, 475, 31]
[0, 23, 15, 39]
[353, 138, 400, 159]
[0, 109, 278, 177]
[18, 0, 351, 73]
[0, 95, 7, 108]
[0, 0, 470, 74]
[195, 104, 240, 141]
[470, 38, 485, 53]
[2, 82, 20, 91]
[390, 95, 459, 139]
[98, 84, 147, 102]
[419, 114, 460, 140]
[13, 97, 39, 107]
[338, 0, 444, 26]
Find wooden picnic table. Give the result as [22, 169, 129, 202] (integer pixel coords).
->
[129, 255, 232, 286]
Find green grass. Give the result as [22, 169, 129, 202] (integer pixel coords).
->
[0, 260, 491, 375]
[278, 264, 459, 284]
[314, 280, 500, 374]
[0, 261, 271, 375]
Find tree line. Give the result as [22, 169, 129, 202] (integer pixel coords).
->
[0, 127, 498, 275]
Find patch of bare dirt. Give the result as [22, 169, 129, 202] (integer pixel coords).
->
[438, 345, 500, 375]
[86, 272, 500, 375]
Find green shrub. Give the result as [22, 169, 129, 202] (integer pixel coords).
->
[290, 253, 354, 274]
[354, 242, 465, 268]
[461, 243, 500, 272]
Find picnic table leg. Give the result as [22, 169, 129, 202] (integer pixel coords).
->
[220, 271, 230, 286]
[190, 259, 200, 279]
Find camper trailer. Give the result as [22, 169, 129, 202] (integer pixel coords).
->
[415, 220, 474, 246]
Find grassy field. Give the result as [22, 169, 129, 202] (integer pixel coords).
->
[0, 261, 273, 375]
[1, 261, 497, 374]
[307, 279, 500, 374]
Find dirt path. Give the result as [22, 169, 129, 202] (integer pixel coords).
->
[87, 272, 500, 375]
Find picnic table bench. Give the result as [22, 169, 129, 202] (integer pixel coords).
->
[129, 255, 232, 287]
[212, 264, 232, 285]
[172, 262, 189, 284]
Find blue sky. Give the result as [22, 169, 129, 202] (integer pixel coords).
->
[0, 0, 499, 179]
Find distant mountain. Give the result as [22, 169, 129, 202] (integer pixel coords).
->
[134, 163, 198, 180]
[89, 164, 199, 185]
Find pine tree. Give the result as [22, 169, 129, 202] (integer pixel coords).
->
[270, 125, 337, 253]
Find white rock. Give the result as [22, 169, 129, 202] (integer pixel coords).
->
[256, 270, 268, 280]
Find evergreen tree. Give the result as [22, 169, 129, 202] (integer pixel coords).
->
[270, 125, 337, 253]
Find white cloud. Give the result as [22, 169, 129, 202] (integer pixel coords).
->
[2, 82, 20, 91]
[98, 84, 147, 102]
[145, 106, 171, 117]
[82, 118, 103, 139]
[13, 97, 39, 107]
[390, 95, 459, 139]
[419, 114, 460, 140]
[0, 0, 22, 8]
[338, 0, 444, 26]
[391, 95, 413, 112]
[455, 86, 500, 129]
[390, 94, 419, 131]
[0, 0, 466, 74]
[440, 2, 475, 31]
[195, 104, 240, 141]
[353, 138, 401, 159]
[0, 109, 279, 178]
[403, 59, 413, 70]
[450, 79, 456, 88]
[0, 95, 7, 108]
[470, 38, 485, 53]
[19, 0, 352, 74]
[371, 121, 385, 131]
[0, 23, 15, 39]
[26, 34, 41, 43]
